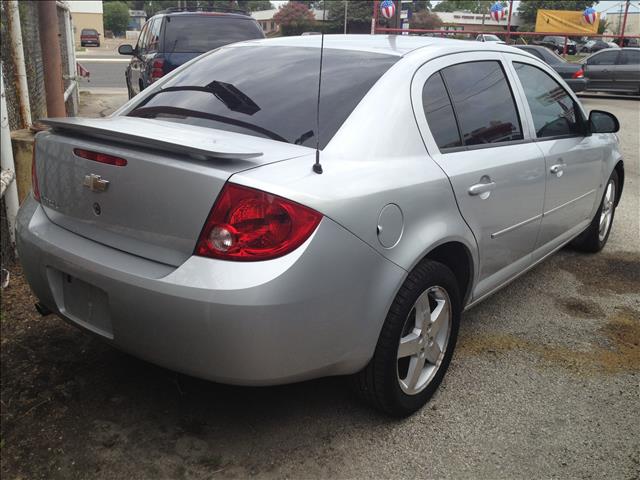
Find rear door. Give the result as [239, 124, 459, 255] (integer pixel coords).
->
[584, 50, 620, 90]
[507, 56, 604, 255]
[412, 52, 546, 300]
[616, 49, 640, 92]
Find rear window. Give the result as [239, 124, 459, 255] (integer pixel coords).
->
[128, 46, 398, 149]
[163, 15, 264, 53]
[82, 29, 98, 35]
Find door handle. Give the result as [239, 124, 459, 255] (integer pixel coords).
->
[550, 163, 567, 176]
[468, 181, 496, 196]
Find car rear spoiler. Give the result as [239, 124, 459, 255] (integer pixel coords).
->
[41, 116, 263, 160]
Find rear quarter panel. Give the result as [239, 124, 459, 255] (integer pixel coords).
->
[231, 56, 478, 298]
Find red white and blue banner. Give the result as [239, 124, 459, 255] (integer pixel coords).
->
[583, 7, 597, 25]
[490, 2, 505, 22]
[380, 0, 396, 20]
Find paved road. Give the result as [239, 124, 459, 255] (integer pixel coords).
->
[77, 58, 128, 92]
[1, 98, 638, 480]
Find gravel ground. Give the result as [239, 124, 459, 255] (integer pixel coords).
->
[1, 98, 638, 480]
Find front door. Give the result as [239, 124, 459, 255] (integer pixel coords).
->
[412, 53, 546, 301]
[509, 58, 604, 253]
[584, 49, 620, 91]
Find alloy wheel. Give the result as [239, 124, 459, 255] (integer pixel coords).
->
[598, 179, 615, 242]
[397, 286, 452, 395]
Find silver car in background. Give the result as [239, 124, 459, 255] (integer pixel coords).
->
[17, 35, 624, 416]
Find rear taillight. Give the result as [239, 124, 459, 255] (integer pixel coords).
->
[74, 148, 127, 166]
[195, 183, 322, 261]
[150, 58, 165, 82]
[572, 69, 584, 79]
[32, 140, 40, 202]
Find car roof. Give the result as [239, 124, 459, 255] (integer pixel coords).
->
[225, 34, 525, 57]
[154, 11, 251, 20]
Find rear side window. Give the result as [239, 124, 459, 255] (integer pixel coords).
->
[163, 16, 264, 53]
[422, 73, 462, 149]
[514, 63, 584, 139]
[620, 49, 640, 65]
[440, 61, 523, 146]
[587, 51, 619, 65]
[128, 47, 398, 149]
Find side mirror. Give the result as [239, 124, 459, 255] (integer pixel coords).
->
[118, 44, 135, 55]
[589, 110, 619, 133]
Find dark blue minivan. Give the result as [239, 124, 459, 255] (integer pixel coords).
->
[118, 8, 264, 99]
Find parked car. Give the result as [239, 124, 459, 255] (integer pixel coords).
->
[475, 34, 505, 44]
[80, 28, 100, 47]
[536, 36, 577, 55]
[118, 7, 265, 99]
[19, 36, 624, 417]
[581, 39, 611, 53]
[583, 48, 640, 93]
[515, 45, 586, 92]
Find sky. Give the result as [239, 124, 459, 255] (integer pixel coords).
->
[270, 1, 640, 15]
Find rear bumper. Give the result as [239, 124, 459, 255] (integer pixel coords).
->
[16, 196, 405, 385]
[565, 78, 587, 93]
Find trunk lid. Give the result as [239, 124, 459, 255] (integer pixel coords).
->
[36, 117, 311, 266]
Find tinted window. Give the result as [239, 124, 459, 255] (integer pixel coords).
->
[81, 29, 98, 35]
[440, 61, 523, 146]
[620, 49, 640, 65]
[588, 51, 619, 65]
[514, 63, 584, 138]
[422, 73, 462, 150]
[136, 22, 150, 52]
[520, 47, 545, 61]
[163, 16, 264, 53]
[129, 47, 398, 149]
[147, 18, 162, 53]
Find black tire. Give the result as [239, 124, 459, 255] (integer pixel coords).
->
[572, 169, 619, 253]
[352, 260, 461, 417]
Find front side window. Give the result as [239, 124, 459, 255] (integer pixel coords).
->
[620, 49, 640, 65]
[514, 62, 584, 139]
[440, 61, 523, 146]
[136, 21, 150, 54]
[147, 18, 162, 53]
[128, 46, 398, 149]
[422, 73, 462, 150]
[587, 51, 619, 65]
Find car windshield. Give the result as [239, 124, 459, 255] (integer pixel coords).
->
[485, 35, 501, 41]
[128, 46, 399, 149]
[544, 48, 566, 65]
[163, 15, 264, 53]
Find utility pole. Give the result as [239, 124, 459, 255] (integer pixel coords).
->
[619, 0, 631, 44]
[344, 1, 348, 34]
[38, 1, 66, 117]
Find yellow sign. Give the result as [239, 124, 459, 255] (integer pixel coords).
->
[535, 9, 599, 34]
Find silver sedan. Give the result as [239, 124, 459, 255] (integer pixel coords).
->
[17, 35, 624, 416]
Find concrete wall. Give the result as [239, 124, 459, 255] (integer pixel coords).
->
[72, 12, 104, 46]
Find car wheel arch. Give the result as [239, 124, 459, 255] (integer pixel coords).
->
[614, 160, 624, 206]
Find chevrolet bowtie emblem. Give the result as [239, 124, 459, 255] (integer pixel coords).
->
[83, 173, 109, 192]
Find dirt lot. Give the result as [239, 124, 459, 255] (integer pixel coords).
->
[1, 98, 639, 479]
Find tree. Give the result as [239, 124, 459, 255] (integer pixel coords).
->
[433, 0, 495, 13]
[517, 1, 598, 25]
[273, 2, 316, 36]
[410, 9, 442, 29]
[104, 1, 130, 35]
[327, 1, 373, 34]
[238, 1, 275, 11]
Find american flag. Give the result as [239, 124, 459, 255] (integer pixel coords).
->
[380, 0, 396, 20]
[490, 3, 505, 22]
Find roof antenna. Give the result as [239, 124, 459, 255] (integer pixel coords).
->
[312, 7, 326, 175]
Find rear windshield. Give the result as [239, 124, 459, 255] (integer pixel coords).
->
[163, 15, 264, 53]
[82, 29, 98, 35]
[128, 46, 398, 149]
